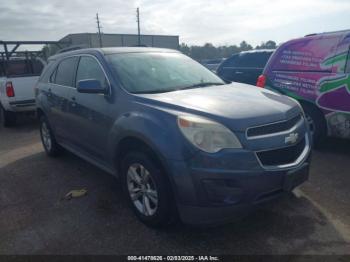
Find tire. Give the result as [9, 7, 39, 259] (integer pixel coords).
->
[39, 115, 62, 157]
[0, 106, 17, 127]
[121, 151, 175, 228]
[302, 103, 327, 148]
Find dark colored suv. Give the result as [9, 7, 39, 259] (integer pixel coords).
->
[217, 50, 274, 85]
[36, 48, 311, 227]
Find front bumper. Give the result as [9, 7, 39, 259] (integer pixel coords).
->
[164, 111, 311, 225]
[167, 150, 311, 226]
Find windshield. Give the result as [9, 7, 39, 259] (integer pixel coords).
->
[107, 52, 224, 94]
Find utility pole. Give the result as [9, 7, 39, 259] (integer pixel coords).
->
[96, 13, 103, 47]
[136, 7, 141, 46]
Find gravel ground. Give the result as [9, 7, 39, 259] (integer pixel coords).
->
[0, 116, 349, 255]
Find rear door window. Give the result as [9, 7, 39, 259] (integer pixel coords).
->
[222, 52, 272, 68]
[54, 57, 79, 87]
[237, 53, 270, 68]
[222, 55, 239, 67]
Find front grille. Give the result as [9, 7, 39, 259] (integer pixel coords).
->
[247, 114, 302, 138]
[256, 137, 306, 167]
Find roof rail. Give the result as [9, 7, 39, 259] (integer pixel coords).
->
[305, 33, 317, 37]
[57, 45, 84, 54]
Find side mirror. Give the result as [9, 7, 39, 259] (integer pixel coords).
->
[77, 79, 107, 94]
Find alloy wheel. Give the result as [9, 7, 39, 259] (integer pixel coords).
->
[41, 122, 52, 151]
[127, 163, 159, 216]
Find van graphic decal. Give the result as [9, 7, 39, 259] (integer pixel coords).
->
[321, 52, 348, 72]
[316, 74, 350, 113]
[264, 30, 350, 139]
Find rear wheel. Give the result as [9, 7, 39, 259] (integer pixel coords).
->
[0, 106, 17, 127]
[121, 151, 175, 228]
[302, 103, 327, 148]
[39, 116, 62, 157]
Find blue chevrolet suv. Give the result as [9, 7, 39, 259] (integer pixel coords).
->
[36, 47, 311, 227]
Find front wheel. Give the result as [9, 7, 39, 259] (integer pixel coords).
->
[39, 116, 62, 157]
[121, 151, 175, 228]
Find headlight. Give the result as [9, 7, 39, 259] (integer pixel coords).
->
[177, 115, 242, 153]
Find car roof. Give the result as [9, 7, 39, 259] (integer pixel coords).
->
[304, 29, 350, 38]
[274, 29, 350, 49]
[240, 49, 275, 54]
[49, 47, 180, 61]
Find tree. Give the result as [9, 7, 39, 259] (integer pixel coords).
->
[220, 45, 240, 58]
[177, 40, 274, 60]
[41, 44, 61, 58]
[256, 40, 277, 50]
[239, 41, 253, 51]
[202, 43, 218, 60]
[179, 43, 190, 56]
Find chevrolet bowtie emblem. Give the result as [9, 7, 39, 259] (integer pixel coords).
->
[285, 133, 299, 144]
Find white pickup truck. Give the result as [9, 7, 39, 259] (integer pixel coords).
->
[0, 58, 45, 127]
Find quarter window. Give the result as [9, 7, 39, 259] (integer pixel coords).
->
[54, 57, 78, 87]
[76, 56, 108, 88]
[49, 68, 57, 83]
[236, 53, 272, 68]
[39, 62, 55, 83]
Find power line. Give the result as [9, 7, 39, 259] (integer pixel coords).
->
[96, 13, 103, 47]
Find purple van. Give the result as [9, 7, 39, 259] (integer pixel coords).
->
[258, 30, 350, 145]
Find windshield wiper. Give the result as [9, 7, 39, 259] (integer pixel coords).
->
[133, 82, 225, 94]
[133, 89, 176, 94]
[177, 82, 225, 91]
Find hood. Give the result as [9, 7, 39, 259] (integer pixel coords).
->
[135, 83, 301, 131]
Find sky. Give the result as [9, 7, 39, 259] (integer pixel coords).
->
[1, 0, 350, 51]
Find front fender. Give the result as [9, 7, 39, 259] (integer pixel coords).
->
[107, 108, 195, 163]
[107, 109, 200, 206]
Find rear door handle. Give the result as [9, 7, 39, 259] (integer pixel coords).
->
[235, 71, 244, 74]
